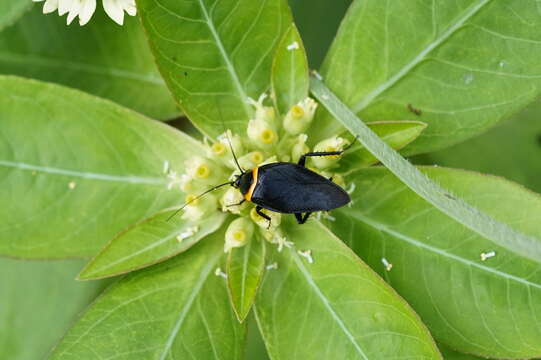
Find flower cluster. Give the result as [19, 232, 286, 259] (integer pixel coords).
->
[33, 0, 136, 26]
[169, 94, 350, 253]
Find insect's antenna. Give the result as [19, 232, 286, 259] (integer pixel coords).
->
[167, 181, 233, 221]
[215, 99, 244, 174]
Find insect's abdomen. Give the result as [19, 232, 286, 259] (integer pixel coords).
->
[250, 163, 350, 213]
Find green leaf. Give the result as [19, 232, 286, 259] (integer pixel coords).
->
[438, 343, 484, 360]
[50, 231, 245, 360]
[311, 76, 541, 264]
[227, 232, 267, 322]
[271, 23, 309, 116]
[416, 101, 541, 194]
[330, 167, 541, 358]
[0, 1, 31, 32]
[78, 210, 226, 280]
[0, 7, 178, 120]
[255, 219, 441, 359]
[136, 0, 292, 137]
[0, 76, 202, 259]
[337, 120, 427, 172]
[0, 258, 108, 360]
[314, 0, 541, 154]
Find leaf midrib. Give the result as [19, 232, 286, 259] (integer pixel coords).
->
[291, 249, 369, 359]
[159, 252, 221, 360]
[352, 0, 492, 113]
[0, 160, 165, 185]
[0, 51, 165, 85]
[348, 211, 541, 290]
[196, 0, 252, 119]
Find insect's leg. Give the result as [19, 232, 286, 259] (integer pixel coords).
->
[256, 206, 272, 229]
[226, 199, 245, 207]
[298, 151, 344, 167]
[295, 212, 312, 224]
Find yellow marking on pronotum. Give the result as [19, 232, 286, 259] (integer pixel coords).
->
[244, 167, 259, 201]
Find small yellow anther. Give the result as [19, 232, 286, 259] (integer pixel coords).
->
[195, 164, 210, 179]
[260, 129, 276, 145]
[211, 142, 226, 156]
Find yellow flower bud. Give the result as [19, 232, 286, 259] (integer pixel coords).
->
[220, 187, 246, 214]
[238, 151, 265, 170]
[185, 157, 212, 179]
[224, 217, 254, 252]
[250, 207, 281, 230]
[247, 93, 278, 148]
[182, 193, 217, 221]
[291, 134, 310, 163]
[283, 98, 318, 135]
[311, 136, 349, 169]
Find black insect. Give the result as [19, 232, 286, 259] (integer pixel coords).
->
[170, 138, 353, 226]
[407, 103, 422, 116]
[230, 149, 351, 225]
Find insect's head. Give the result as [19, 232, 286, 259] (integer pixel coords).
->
[233, 172, 254, 196]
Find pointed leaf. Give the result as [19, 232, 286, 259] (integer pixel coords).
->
[271, 23, 309, 116]
[0, 76, 202, 259]
[50, 232, 245, 360]
[0, 258, 108, 360]
[314, 0, 541, 154]
[255, 219, 441, 360]
[311, 76, 541, 264]
[227, 233, 267, 322]
[417, 101, 541, 194]
[78, 210, 226, 280]
[0, 1, 31, 31]
[330, 167, 541, 358]
[0, 7, 178, 120]
[338, 120, 427, 172]
[136, 0, 292, 136]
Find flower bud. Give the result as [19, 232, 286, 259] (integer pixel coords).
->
[291, 134, 309, 163]
[220, 187, 246, 214]
[250, 207, 281, 230]
[283, 98, 318, 135]
[247, 93, 278, 148]
[212, 131, 244, 170]
[224, 217, 254, 252]
[185, 156, 212, 180]
[311, 136, 349, 169]
[238, 151, 265, 170]
[182, 192, 217, 221]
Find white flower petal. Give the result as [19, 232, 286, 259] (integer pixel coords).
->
[58, 0, 72, 15]
[43, 0, 60, 13]
[78, 0, 96, 25]
[103, 0, 125, 25]
[66, 0, 82, 25]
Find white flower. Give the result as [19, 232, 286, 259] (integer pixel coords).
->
[103, 0, 137, 25]
[33, 0, 136, 26]
[283, 98, 318, 135]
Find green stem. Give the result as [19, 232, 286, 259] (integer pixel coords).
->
[310, 76, 541, 263]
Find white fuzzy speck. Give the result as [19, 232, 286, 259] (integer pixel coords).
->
[214, 267, 227, 279]
[480, 251, 496, 261]
[298, 249, 314, 264]
[163, 160, 170, 174]
[381, 257, 393, 271]
[312, 70, 323, 80]
[287, 41, 299, 51]
[68, 181, 76, 189]
[266, 262, 278, 270]
[176, 226, 199, 242]
[463, 73, 474, 84]
[499, 60, 507, 68]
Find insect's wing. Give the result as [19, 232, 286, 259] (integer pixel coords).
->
[252, 163, 350, 213]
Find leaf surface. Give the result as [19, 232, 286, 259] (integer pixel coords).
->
[79, 210, 226, 280]
[0, 258, 107, 360]
[330, 167, 541, 358]
[417, 101, 541, 194]
[0, 7, 178, 119]
[311, 77, 541, 264]
[255, 219, 441, 360]
[0, 1, 31, 31]
[0, 76, 201, 258]
[227, 233, 267, 322]
[136, 0, 292, 136]
[315, 0, 541, 154]
[271, 23, 309, 116]
[50, 231, 245, 360]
